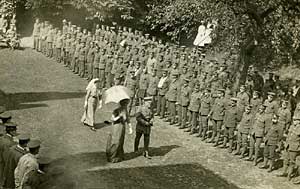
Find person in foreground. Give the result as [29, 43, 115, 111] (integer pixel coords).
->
[106, 99, 133, 163]
[134, 96, 154, 159]
[81, 78, 101, 131]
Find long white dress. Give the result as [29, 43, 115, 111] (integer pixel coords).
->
[193, 24, 206, 46]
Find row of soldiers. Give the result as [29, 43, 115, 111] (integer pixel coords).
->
[32, 18, 300, 184]
[0, 107, 48, 189]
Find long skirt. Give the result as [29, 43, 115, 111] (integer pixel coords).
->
[106, 122, 126, 163]
[81, 97, 97, 126]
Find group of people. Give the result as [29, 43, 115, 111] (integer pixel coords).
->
[0, 107, 47, 189]
[31, 18, 300, 184]
[0, 13, 19, 50]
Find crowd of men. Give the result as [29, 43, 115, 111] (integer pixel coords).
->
[0, 12, 19, 50]
[31, 18, 300, 185]
[0, 107, 47, 189]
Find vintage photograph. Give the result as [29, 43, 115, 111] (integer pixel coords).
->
[0, 0, 300, 188]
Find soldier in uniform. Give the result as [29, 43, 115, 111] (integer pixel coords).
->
[32, 18, 41, 50]
[259, 114, 281, 172]
[86, 42, 96, 80]
[221, 98, 239, 153]
[134, 97, 154, 159]
[250, 104, 267, 165]
[264, 92, 279, 132]
[179, 78, 191, 130]
[98, 48, 107, 87]
[166, 71, 180, 125]
[277, 114, 300, 181]
[235, 105, 254, 158]
[187, 84, 201, 135]
[14, 140, 41, 189]
[78, 41, 88, 78]
[278, 100, 292, 140]
[264, 72, 275, 98]
[124, 70, 138, 115]
[137, 68, 149, 106]
[250, 90, 263, 115]
[146, 69, 159, 109]
[0, 122, 17, 186]
[199, 88, 212, 140]
[156, 70, 169, 119]
[236, 85, 250, 120]
[3, 133, 30, 189]
[208, 89, 226, 146]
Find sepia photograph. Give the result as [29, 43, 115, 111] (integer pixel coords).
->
[0, 0, 300, 188]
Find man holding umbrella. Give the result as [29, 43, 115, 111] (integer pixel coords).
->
[134, 97, 154, 159]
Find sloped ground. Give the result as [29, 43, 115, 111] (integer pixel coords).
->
[0, 48, 298, 189]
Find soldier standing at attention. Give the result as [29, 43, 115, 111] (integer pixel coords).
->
[277, 114, 300, 182]
[32, 18, 41, 50]
[3, 134, 30, 189]
[208, 89, 226, 146]
[0, 122, 18, 186]
[250, 90, 263, 115]
[250, 104, 267, 165]
[179, 78, 191, 130]
[235, 105, 254, 158]
[188, 84, 201, 135]
[156, 70, 169, 119]
[137, 68, 149, 106]
[134, 97, 154, 159]
[147, 69, 159, 110]
[78, 41, 88, 78]
[124, 70, 138, 115]
[264, 92, 279, 132]
[221, 98, 239, 153]
[259, 114, 281, 172]
[237, 85, 250, 120]
[15, 140, 41, 189]
[199, 88, 212, 140]
[166, 71, 180, 125]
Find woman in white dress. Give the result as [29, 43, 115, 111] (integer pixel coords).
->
[81, 78, 101, 131]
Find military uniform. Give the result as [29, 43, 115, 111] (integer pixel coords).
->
[188, 86, 201, 134]
[199, 91, 213, 140]
[134, 97, 154, 158]
[157, 71, 169, 118]
[222, 98, 239, 152]
[180, 79, 192, 129]
[237, 90, 250, 120]
[166, 73, 180, 124]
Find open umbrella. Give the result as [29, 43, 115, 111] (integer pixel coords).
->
[99, 85, 133, 120]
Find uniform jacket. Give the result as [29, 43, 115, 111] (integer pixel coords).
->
[264, 100, 279, 115]
[139, 73, 149, 90]
[250, 97, 263, 114]
[238, 112, 254, 134]
[147, 75, 159, 96]
[200, 95, 212, 116]
[136, 106, 153, 134]
[188, 91, 201, 112]
[224, 105, 239, 128]
[180, 85, 192, 107]
[211, 97, 226, 121]
[277, 107, 291, 129]
[158, 77, 170, 96]
[3, 145, 27, 188]
[252, 113, 266, 137]
[0, 135, 16, 183]
[286, 124, 300, 151]
[167, 79, 180, 102]
[265, 122, 281, 145]
[237, 92, 250, 110]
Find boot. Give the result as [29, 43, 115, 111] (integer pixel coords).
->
[277, 164, 288, 177]
[259, 158, 269, 169]
[287, 165, 294, 181]
[220, 137, 227, 148]
[246, 148, 254, 161]
[143, 151, 152, 159]
[207, 131, 216, 143]
[228, 139, 233, 153]
[234, 144, 241, 155]
[267, 160, 274, 172]
[240, 146, 246, 159]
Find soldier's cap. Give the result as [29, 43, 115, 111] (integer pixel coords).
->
[204, 88, 211, 92]
[218, 88, 225, 93]
[230, 97, 238, 102]
[4, 122, 17, 128]
[162, 69, 169, 73]
[62, 19, 67, 23]
[0, 111, 12, 119]
[253, 90, 260, 94]
[180, 45, 186, 48]
[172, 71, 180, 76]
[110, 27, 115, 29]
[293, 115, 300, 120]
[129, 70, 135, 73]
[145, 34, 150, 36]
[267, 92, 276, 96]
[28, 139, 41, 149]
[220, 64, 227, 67]
[144, 96, 153, 101]
[183, 78, 190, 82]
[17, 133, 30, 141]
[182, 66, 188, 69]
[240, 85, 246, 89]
[268, 72, 274, 75]
[246, 105, 253, 109]
[38, 157, 52, 165]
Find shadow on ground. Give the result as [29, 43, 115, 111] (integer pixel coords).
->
[6, 91, 85, 110]
[79, 163, 239, 189]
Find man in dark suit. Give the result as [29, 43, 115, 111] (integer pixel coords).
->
[134, 97, 154, 159]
